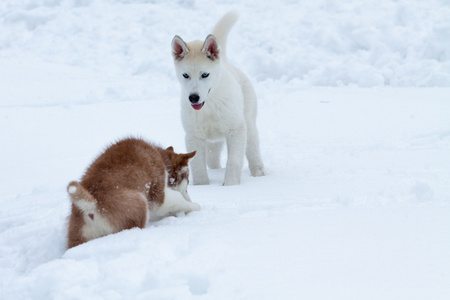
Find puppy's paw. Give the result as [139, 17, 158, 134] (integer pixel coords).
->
[189, 202, 201, 212]
[223, 177, 240, 186]
[250, 166, 265, 177]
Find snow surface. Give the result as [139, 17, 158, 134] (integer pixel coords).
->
[1, 0, 450, 299]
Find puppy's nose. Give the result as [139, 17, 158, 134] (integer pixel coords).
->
[189, 94, 200, 103]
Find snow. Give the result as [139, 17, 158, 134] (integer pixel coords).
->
[1, 0, 450, 299]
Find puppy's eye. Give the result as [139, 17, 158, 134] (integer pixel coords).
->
[182, 73, 190, 79]
[201, 73, 210, 78]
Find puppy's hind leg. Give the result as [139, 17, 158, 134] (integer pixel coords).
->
[67, 181, 99, 248]
[246, 121, 265, 177]
[207, 140, 223, 169]
[241, 75, 265, 177]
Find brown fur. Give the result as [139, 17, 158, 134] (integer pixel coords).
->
[67, 137, 196, 249]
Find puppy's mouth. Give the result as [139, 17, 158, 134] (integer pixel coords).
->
[191, 102, 205, 110]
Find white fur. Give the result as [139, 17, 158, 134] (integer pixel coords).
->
[148, 186, 200, 221]
[68, 185, 77, 194]
[74, 198, 116, 241]
[73, 197, 96, 213]
[172, 12, 265, 186]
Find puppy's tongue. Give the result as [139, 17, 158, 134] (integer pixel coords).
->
[191, 102, 204, 110]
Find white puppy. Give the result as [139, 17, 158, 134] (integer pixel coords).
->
[171, 12, 264, 186]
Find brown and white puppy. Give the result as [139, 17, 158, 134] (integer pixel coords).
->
[66, 137, 199, 249]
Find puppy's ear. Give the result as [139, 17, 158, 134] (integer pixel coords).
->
[201, 34, 220, 61]
[172, 35, 189, 61]
[181, 151, 196, 165]
[166, 146, 174, 152]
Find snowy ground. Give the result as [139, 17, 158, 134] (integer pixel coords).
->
[1, 0, 450, 299]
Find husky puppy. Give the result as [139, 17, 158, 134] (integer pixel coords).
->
[66, 137, 200, 248]
[171, 12, 265, 186]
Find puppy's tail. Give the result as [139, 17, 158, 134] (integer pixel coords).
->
[67, 181, 97, 211]
[212, 11, 239, 62]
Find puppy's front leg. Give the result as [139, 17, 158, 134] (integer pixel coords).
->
[224, 124, 246, 186]
[186, 134, 209, 185]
